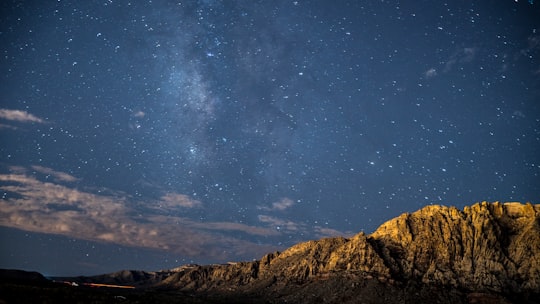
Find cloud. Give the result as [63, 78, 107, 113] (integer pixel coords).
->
[188, 220, 280, 237]
[0, 166, 353, 263]
[31, 165, 80, 183]
[258, 214, 302, 232]
[132, 110, 145, 118]
[424, 68, 437, 79]
[462, 47, 477, 62]
[259, 197, 296, 211]
[159, 193, 203, 208]
[271, 197, 295, 211]
[0, 123, 18, 130]
[255, 198, 353, 240]
[257, 214, 354, 239]
[0, 109, 46, 124]
[444, 47, 478, 72]
[0, 167, 281, 262]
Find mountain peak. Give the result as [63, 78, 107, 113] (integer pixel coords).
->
[370, 201, 539, 293]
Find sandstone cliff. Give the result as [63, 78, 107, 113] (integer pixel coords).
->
[53, 201, 538, 303]
[370, 201, 540, 293]
[153, 201, 539, 303]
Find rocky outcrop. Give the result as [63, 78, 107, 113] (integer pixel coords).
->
[152, 202, 540, 302]
[55, 201, 537, 303]
[4, 202, 537, 303]
[370, 201, 540, 294]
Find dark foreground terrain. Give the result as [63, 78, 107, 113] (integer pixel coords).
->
[2, 268, 540, 304]
[3, 268, 537, 304]
[2, 202, 539, 303]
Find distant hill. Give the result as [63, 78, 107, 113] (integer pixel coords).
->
[0, 269, 49, 285]
[2, 201, 539, 303]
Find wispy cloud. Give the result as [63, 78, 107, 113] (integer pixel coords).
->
[0, 109, 46, 124]
[271, 197, 295, 211]
[0, 166, 282, 262]
[31, 165, 80, 183]
[132, 110, 145, 118]
[0, 166, 353, 262]
[257, 214, 353, 239]
[259, 197, 296, 211]
[159, 193, 203, 208]
[188, 220, 280, 237]
[444, 47, 478, 72]
[424, 68, 437, 79]
[258, 214, 302, 232]
[0, 123, 18, 130]
[254, 197, 353, 241]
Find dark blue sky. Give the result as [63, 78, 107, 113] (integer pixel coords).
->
[1, 0, 539, 276]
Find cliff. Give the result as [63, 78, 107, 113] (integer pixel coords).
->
[370, 201, 540, 293]
[155, 201, 539, 303]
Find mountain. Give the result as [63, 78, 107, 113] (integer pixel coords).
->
[2, 201, 539, 303]
[0, 269, 49, 285]
[150, 201, 540, 303]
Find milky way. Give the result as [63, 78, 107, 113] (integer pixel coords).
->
[1, 0, 539, 275]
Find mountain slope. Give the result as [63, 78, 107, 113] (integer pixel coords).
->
[33, 201, 539, 303]
[153, 201, 539, 303]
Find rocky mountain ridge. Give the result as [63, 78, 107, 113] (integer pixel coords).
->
[155, 202, 539, 294]
[5, 201, 539, 303]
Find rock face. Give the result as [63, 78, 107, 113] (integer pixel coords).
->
[370, 201, 540, 293]
[51, 201, 536, 303]
[152, 202, 539, 303]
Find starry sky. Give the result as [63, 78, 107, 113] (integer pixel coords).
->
[1, 0, 539, 276]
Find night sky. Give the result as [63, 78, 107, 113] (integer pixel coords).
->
[1, 0, 539, 276]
